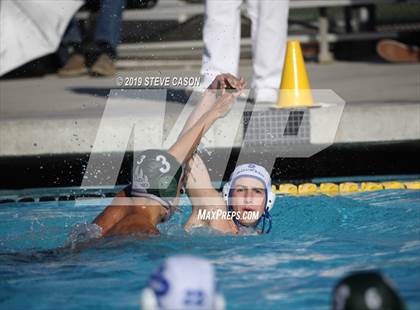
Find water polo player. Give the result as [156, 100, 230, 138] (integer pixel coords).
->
[177, 74, 275, 234]
[91, 75, 244, 237]
[184, 160, 275, 235]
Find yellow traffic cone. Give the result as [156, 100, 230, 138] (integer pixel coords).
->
[275, 41, 314, 108]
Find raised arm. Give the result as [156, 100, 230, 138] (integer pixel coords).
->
[180, 74, 245, 232]
[167, 90, 239, 165]
[179, 74, 246, 137]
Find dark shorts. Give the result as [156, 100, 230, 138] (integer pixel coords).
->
[126, 150, 184, 204]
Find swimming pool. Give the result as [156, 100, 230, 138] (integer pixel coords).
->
[0, 185, 419, 309]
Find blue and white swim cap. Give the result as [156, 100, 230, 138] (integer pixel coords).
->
[140, 255, 225, 310]
[229, 163, 271, 190]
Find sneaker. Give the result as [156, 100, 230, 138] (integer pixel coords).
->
[57, 53, 87, 77]
[90, 53, 116, 76]
[377, 39, 420, 63]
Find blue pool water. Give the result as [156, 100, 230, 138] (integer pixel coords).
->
[0, 188, 419, 309]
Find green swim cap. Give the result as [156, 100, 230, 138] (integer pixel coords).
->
[131, 150, 184, 206]
[332, 271, 405, 310]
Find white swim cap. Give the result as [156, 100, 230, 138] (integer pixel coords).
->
[140, 255, 225, 310]
[223, 163, 275, 211]
[229, 164, 271, 189]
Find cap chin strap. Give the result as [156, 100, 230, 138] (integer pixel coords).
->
[130, 190, 173, 223]
[131, 190, 171, 209]
[222, 181, 275, 234]
[260, 209, 272, 234]
[227, 204, 272, 234]
[139, 288, 226, 310]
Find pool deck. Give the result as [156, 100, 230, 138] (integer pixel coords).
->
[0, 61, 419, 157]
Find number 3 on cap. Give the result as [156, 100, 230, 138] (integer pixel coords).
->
[156, 155, 170, 173]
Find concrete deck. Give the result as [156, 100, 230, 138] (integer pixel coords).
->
[0, 61, 419, 157]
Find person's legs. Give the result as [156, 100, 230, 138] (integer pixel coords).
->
[58, 19, 87, 77]
[201, 0, 243, 88]
[91, 0, 125, 76]
[247, 0, 289, 103]
[94, 0, 126, 57]
[61, 19, 83, 49]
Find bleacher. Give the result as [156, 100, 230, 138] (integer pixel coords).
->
[77, 0, 420, 62]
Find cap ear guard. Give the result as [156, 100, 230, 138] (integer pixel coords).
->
[266, 189, 276, 212]
[222, 182, 230, 204]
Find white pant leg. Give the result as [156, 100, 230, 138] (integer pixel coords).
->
[247, 0, 289, 103]
[201, 0, 243, 88]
